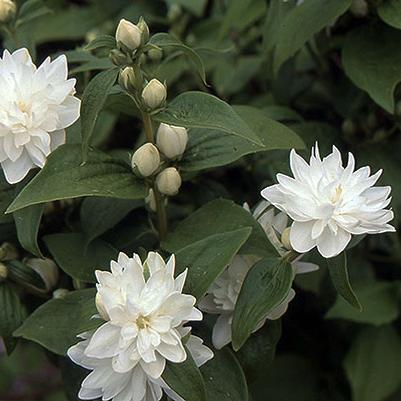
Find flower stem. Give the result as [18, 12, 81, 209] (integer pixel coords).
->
[141, 111, 168, 240]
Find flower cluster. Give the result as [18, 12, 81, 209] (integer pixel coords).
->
[199, 201, 319, 349]
[68, 252, 213, 401]
[262, 144, 395, 258]
[0, 48, 80, 184]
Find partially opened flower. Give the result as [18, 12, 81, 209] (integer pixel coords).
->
[68, 251, 213, 401]
[199, 202, 318, 350]
[0, 48, 80, 183]
[261, 144, 395, 258]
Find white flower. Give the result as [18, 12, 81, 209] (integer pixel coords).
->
[68, 251, 213, 401]
[261, 144, 395, 258]
[199, 202, 318, 349]
[156, 124, 188, 160]
[116, 19, 142, 51]
[0, 48, 80, 184]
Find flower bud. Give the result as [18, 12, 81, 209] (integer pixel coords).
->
[145, 188, 157, 212]
[141, 79, 167, 110]
[131, 143, 160, 177]
[96, 293, 109, 320]
[119, 67, 136, 93]
[156, 123, 188, 159]
[0, 0, 16, 24]
[350, 0, 368, 18]
[156, 167, 182, 196]
[0, 242, 17, 261]
[26, 258, 59, 292]
[0, 262, 8, 281]
[53, 288, 69, 299]
[109, 49, 131, 66]
[137, 17, 150, 45]
[281, 227, 292, 251]
[148, 48, 163, 62]
[116, 19, 142, 52]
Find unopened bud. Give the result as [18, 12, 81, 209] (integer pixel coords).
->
[116, 19, 142, 52]
[0, 263, 8, 281]
[137, 17, 150, 45]
[0, 0, 16, 24]
[350, 0, 368, 18]
[281, 227, 292, 251]
[148, 47, 163, 62]
[96, 293, 109, 320]
[0, 242, 18, 261]
[145, 189, 157, 212]
[26, 258, 59, 292]
[53, 288, 69, 299]
[119, 67, 136, 93]
[110, 49, 131, 66]
[142, 79, 167, 110]
[156, 167, 182, 196]
[156, 123, 188, 159]
[132, 143, 160, 177]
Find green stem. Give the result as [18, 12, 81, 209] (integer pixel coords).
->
[141, 111, 168, 240]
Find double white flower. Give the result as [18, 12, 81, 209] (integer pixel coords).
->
[68, 252, 213, 401]
[199, 201, 318, 349]
[262, 144, 395, 258]
[0, 48, 80, 184]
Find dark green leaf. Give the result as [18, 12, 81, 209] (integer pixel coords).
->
[232, 256, 293, 350]
[81, 68, 119, 159]
[14, 288, 100, 355]
[85, 34, 116, 51]
[0, 177, 15, 224]
[162, 199, 278, 258]
[6, 260, 46, 290]
[342, 25, 401, 113]
[344, 326, 401, 401]
[326, 281, 399, 325]
[150, 33, 207, 85]
[327, 252, 361, 310]
[181, 106, 303, 172]
[201, 348, 249, 401]
[163, 348, 207, 401]
[16, 0, 52, 27]
[6, 144, 147, 213]
[80, 197, 142, 244]
[43, 233, 118, 283]
[175, 228, 252, 299]
[273, 0, 351, 74]
[378, 0, 401, 30]
[13, 204, 44, 257]
[154, 91, 262, 145]
[0, 283, 26, 354]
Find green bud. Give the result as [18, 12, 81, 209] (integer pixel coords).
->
[119, 66, 137, 93]
[148, 48, 163, 62]
[109, 48, 131, 67]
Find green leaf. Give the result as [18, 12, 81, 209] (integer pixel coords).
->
[43, 233, 118, 283]
[175, 228, 251, 299]
[327, 252, 361, 310]
[273, 0, 351, 74]
[14, 288, 100, 355]
[13, 204, 44, 257]
[201, 348, 249, 401]
[16, 0, 52, 27]
[326, 281, 399, 326]
[81, 197, 142, 245]
[6, 260, 46, 290]
[344, 326, 401, 401]
[378, 0, 401, 30]
[149, 33, 207, 85]
[181, 106, 303, 172]
[232, 256, 293, 350]
[0, 283, 26, 354]
[81, 68, 119, 159]
[162, 199, 278, 258]
[85, 34, 116, 51]
[163, 348, 206, 401]
[342, 25, 401, 113]
[165, 0, 207, 16]
[154, 91, 263, 145]
[6, 144, 147, 213]
[0, 177, 15, 224]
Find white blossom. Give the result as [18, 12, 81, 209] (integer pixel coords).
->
[68, 251, 213, 401]
[0, 48, 80, 184]
[261, 144, 395, 258]
[199, 202, 318, 349]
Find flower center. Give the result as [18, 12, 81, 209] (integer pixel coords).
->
[136, 315, 151, 329]
[17, 100, 30, 113]
[331, 184, 343, 204]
